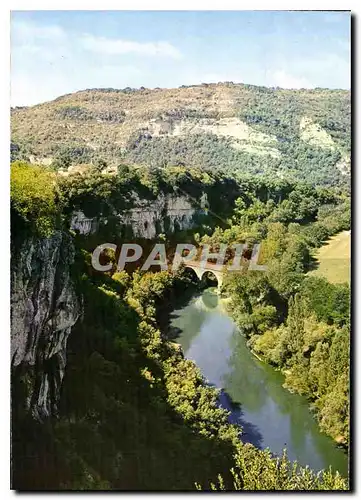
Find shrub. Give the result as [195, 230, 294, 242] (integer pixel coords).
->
[10, 161, 60, 236]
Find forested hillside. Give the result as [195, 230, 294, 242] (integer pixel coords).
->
[11, 83, 350, 188]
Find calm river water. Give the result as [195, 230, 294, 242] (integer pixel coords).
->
[170, 289, 348, 477]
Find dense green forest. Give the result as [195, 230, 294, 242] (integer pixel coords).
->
[126, 130, 347, 188]
[11, 161, 349, 490]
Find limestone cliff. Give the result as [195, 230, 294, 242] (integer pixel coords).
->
[71, 192, 207, 238]
[11, 230, 81, 420]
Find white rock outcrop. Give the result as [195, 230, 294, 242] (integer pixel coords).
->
[70, 194, 202, 239]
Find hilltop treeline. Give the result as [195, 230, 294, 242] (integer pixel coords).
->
[11, 83, 350, 189]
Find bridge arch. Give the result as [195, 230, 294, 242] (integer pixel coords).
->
[184, 265, 223, 289]
[183, 266, 200, 284]
[200, 270, 219, 288]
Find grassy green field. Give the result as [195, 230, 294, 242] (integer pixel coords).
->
[309, 230, 351, 284]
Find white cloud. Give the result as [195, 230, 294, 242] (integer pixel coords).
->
[10, 62, 146, 107]
[80, 34, 182, 59]
[322, 13, 348, 24]
[11, 19, 71, 66]
[294, 53, 350, 89]
[11, 20, 66, 43]
[11, 20, 182, 60]
[10, 19, 182, 105]
[271, 70, 314, 89]
[10, 71, 71, 106]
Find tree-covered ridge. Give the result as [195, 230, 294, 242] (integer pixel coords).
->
[11, 82, 350, 188]
[125, 131, 347, 188]
[11, 160, 347, 238]
[239, 85, 350, 153]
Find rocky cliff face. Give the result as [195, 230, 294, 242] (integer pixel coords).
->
[11, 230, 81, 420]
[71, 193, 207, 238]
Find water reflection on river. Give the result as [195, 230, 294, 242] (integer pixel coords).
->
[170, 289, 348, 477]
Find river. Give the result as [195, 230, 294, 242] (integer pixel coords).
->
[170, 289, 348, 477]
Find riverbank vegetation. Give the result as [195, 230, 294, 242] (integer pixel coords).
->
[216, 186, 351, 447]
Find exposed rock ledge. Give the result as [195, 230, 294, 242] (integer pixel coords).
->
[70, 193, 206, 238]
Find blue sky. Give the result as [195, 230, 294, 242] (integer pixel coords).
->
[11, 10, 351, 106]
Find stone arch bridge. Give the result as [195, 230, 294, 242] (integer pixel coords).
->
[184, 261, 230, 288]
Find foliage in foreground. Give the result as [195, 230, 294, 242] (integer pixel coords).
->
[198, 446, 346, 491]
[10, 161, 60, 236]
